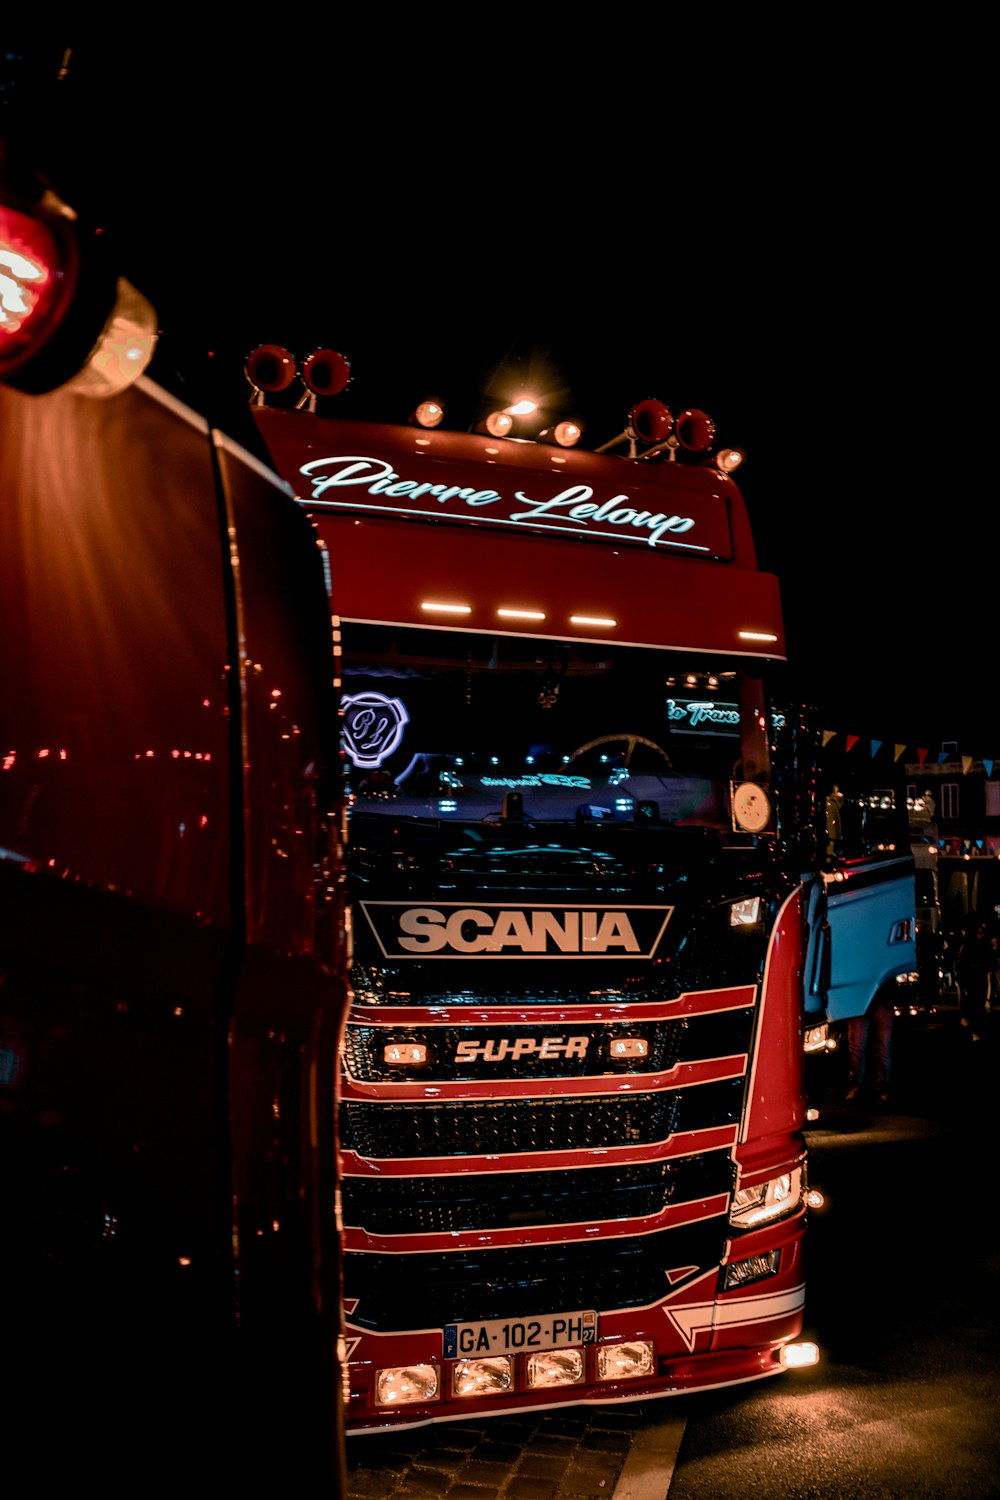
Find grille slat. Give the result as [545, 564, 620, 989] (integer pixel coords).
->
[341, 1077, 743, 1160]
[344, 1152, 730, 1234]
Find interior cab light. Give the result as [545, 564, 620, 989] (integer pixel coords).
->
[383, 1042, 428, 1066]
[375, 1364, 440, 1406]
[610, 1037, 648, 1059]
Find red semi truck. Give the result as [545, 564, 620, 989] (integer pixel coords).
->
[2, 134, 914, 1460]
[246, 351, 834, 1433]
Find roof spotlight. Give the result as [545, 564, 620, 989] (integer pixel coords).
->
[245, 343, 297, 404]
[716, 447, 744, 473]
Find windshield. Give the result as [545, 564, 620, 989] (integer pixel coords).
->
[339, 625, 776, 833]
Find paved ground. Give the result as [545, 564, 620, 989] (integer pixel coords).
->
[345, 1402, 661, 1498]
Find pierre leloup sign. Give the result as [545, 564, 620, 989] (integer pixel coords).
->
[295, 451, 731, 557]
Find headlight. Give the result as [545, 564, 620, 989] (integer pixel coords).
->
[730, 1166, 804, 1228]
[803, 1023, 832, 1054]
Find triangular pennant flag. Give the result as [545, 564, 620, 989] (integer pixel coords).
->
[962, 756, 973, 774]
[894, 743, 906, 762]
[822, 730, 837, 747]
[937, 752, 948, 764]
[870, 740, 882, 758]
[846, 735, 859, 753]
[985, 760, 994, 778]
[918, 748, 928, 765]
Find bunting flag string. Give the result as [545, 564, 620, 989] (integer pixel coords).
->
[812, 731, 996, 770]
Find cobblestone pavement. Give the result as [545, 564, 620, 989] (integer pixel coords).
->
[345, 1402, 649, 1499]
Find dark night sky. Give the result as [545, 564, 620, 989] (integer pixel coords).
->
[3, 37, 994, 761]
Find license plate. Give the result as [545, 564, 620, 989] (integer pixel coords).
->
[444, 1309, 597, 1360]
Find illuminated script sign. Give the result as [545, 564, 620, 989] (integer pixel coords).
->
[667, 699, 787, 735]
[297, 454, 730, 556]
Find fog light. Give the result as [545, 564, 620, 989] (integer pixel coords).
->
[610, 1037, 648, 1059]
[596, 1341, 655, 1382]
[375, 1364, 440, 1406]
[723, 1249, 779, 1290]
[452, 1357, 513, 1398]
[384, 1043, 428, 1065]
[779, 1340, 819, 1369]
[526, 1348, 585, 1388]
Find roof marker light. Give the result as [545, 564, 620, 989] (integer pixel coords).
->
[413, 399, 444, 428]
[739, 630, 779, 643]
[420, 601, 472, 615]
[538, 420, 582, 448]
[485, 411, 513, 437]
[497, 607, 545, 621]
[570, 614, 617, 628]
